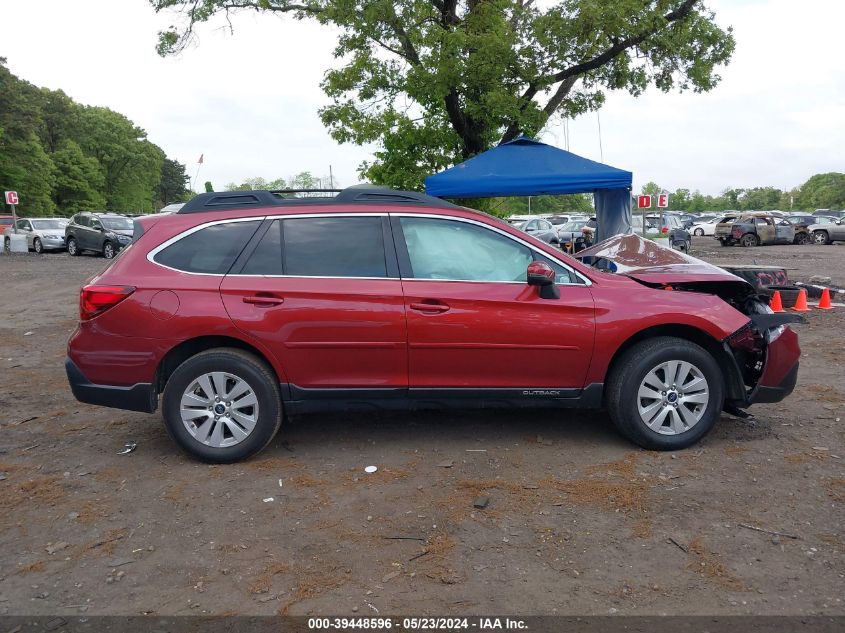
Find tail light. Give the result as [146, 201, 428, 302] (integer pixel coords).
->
[732, 227, 742, 237]
[80, 285, 135, 320]
[661, 226, 669, 234]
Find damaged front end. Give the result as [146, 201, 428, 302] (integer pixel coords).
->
[577, 233, 803, 409]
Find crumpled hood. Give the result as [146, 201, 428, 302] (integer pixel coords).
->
[576, 233, 755, 295]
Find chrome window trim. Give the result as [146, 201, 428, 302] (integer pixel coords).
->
[146, 211, 592, 286]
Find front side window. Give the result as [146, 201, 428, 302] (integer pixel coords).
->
[32, 219, 65, 230]
[154, 220, 261, 274]
[283, 216, 388, 278]
[400, 217, 533, 282]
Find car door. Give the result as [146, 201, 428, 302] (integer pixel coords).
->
[775, 219, 794, 243]
[17, 220, 33, 248]
[754, 217, 775, 243]
[220, 214, 408, 395]
[87, 217, 104, 250]
[394, 214, 595, 392]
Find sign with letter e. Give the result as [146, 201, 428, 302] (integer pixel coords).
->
[657, 193, 669, 208]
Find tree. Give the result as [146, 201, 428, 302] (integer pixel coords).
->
[497, 194, 592, 217]
[640, 182, 663, 196]
[151, 1, 735, 188]
[0, 133, 56, 215]
[52, 139, 106, 213]
[158, 158, 191, 206]
[796, 172, 845, 210]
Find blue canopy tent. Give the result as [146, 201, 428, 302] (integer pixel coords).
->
[424, 136, 633, 241]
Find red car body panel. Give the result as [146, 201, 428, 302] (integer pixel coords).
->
[66, 201, 800, 418]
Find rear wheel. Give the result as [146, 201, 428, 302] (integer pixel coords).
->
[813, 230, 830, 245]
[740, 233, 759, 247]
[102, 241, 115, 259]
[67, 237, 80, 256]
[33, 238, 43, 254]
[162, 348, 282, 463]
[606, 337, 724, 450]
[718, 238, 730, 247]
[693, 228, 704, 236]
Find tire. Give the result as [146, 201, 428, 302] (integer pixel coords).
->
[161, 348, 283, 463]
[718, 238, 730, 247]
[33, 238, 43, 254]
[67, 237, 80, 256]
[794, 232, 810, 245]
[761, 284, 801, 309]
[606, 336, 724, 451]
[3, 237, 9, 252]
[740, 233, 759, 247]
[812, 230, 830, 245]
[102, 241, 115, 259]
[693, 228, 704, 236]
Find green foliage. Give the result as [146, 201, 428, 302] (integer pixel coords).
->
[225, 171, 333, 192]
[52, 139, 106, 214]
[151, 0, 735, 188]
[796, 173, 845, 210]
[158, 158, 191, 205]
[204, 181, 214, 193]
[495, 194, 592, 218]
[0, 59, 178, 216]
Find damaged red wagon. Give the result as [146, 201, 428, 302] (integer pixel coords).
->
[66, 187, 801, 462]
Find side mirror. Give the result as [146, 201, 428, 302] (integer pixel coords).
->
[527, 261, 560, 299]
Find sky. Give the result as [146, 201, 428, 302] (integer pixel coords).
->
[2, 0, 843, 195]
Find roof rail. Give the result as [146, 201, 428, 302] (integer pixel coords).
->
[177, 185, 460, 214]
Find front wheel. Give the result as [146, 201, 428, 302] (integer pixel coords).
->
[794, 232, 810, 245]
[102, 241, 115, 259]
[812, 230, 830, 245]
[606, 337, 724, 450]
[67, 237, 80, 256]
[33, 238, 43, 254]
[162, 348, 283, 463]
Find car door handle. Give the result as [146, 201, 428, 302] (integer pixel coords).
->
[243, 295, 284, 306]
[410, 302, 450, 313]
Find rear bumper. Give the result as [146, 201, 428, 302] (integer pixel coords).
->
[65, 357, 157, 413]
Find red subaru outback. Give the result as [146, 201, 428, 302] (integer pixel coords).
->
[66, 187, 801, 462]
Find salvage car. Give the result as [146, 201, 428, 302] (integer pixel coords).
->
[3, 218, 69, 252]
[808, 217, 845, 244]
[517, 217, 561, 247]
[65, 212, 135, 259]
[65, 186, 801, 462]
[727, 214, 794, 247]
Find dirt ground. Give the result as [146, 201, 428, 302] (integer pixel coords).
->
[0, 239, 842, 617]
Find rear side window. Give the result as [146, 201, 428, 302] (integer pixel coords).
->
[154, 221, 261, 274]
[75, 215, 90, 227]
[282, 217, 388, 278]
[241, 220, 282, 275]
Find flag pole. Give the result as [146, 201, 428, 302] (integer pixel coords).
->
[191, 154, 204, 192]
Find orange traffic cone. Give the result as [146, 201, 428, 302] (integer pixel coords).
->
[817, 287, 833, 310]
[793, 288, 810, 312]
[770, 290, 783, 313]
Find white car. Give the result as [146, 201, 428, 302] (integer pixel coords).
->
[3, 218, 69, 252]
[690, 215, 730, 237]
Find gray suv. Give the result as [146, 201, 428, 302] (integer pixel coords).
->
[65, 212, 135, 259]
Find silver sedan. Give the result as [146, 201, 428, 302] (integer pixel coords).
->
[3, 218, 69, 252]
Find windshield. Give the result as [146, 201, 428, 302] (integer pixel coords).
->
[101, 217, 134, 231]
[560, 221, 586, 231]
[31, 219, 67, 230]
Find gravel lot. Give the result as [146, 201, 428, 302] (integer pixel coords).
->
[0, 242, 842, 616]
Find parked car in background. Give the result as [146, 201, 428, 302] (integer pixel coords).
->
[647, 214, 692, 251]
[785, 214, 838, 244]
[557, 218, 591, 251]
[0, 215, 14, 237]
[690, 214, 730, 237]
[548, 214, 586, 227]
[725, 214, 794, 247]
[65, 212, 135, 259]
[517, 218, 561, 247]
[64, 185, 801, 462]
[812, 209, 845, 219]
[808, 218, 845, 245]
[158, 203, 186, 215]
[3, 218, 69, 252]
[713, 213, 743, 245]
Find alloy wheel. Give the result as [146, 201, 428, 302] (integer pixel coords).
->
[636, 360, 710, 435]
[180, 371, 260, 448]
